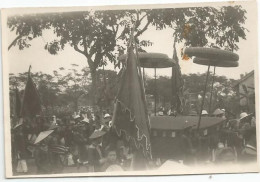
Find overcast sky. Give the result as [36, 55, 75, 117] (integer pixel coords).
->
[6, 2, 257, 80]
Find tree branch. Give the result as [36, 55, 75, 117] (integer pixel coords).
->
[73, 43, 85, 55]
[134, 20, 151, 38]
[139, 14, 147, 23]
[8, 34, 23, 50]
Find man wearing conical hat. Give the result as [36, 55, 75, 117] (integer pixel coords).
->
[87, 130, 107, 172]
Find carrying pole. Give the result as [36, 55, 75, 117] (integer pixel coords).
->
[208, 66, 216, 115]
[197, 65, 211, 130]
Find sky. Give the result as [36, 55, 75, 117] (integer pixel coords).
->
[5, 1, 258, 80]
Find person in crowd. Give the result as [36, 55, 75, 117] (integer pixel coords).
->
[101, 146, 123, 172]
[34, 140, 52, 174]
[72, 126, 89, 170]
[180, 126, 194, 165]
[167, 106, 177, 116]
[201, 110, 208, 117]
[240, 130, 257, 162]
[87, 130, 107, 172]
[213, 142, 237, 164]
[116, 139, 133, 170]
[13, 120, 29, 174]
[45, 125, 66, 173]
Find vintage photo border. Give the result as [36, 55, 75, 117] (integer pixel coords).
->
[1, 0, 259, 178]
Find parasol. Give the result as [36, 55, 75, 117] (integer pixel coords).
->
[34, 130, 54, 144]
[184, 47, 239, 130]
[193, 58, 239, 67]
[184, 47, 239, 61]
[118, 52, 175, 68]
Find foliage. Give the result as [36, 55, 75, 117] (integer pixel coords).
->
[145, 73, 239, 115]
[7, 6, 248, 107]
[9, 65, 119, 116]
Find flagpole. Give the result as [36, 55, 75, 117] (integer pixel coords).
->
[28, 65, 32, 75]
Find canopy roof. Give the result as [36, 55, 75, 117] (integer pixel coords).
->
[150, 116, 224, 130]
[118, 52, 176, 68]
[193, 58, 239, 67]
[184, 47, 239, 61]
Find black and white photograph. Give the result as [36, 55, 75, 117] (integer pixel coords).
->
[1, 0, 259, 178]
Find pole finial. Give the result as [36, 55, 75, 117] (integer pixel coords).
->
[28, 65, 32, 76]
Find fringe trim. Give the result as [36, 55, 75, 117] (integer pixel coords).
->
[112, 99, 152, 159]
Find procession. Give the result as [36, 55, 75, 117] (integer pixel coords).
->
[3, 3, 258, 177]
[9, 47, 257, 174]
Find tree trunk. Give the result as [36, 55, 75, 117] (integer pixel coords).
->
[90, 70, 97, 106]
[85, 55, 98, 107]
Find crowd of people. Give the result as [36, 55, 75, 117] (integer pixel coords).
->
[11, 109, 134, 174]
[11, 106, 257, 175]
[156, 109, 257, 166]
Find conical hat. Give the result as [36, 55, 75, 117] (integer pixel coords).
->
[13, 118, 23, 130]
[34, 130, 54, 144]
[48, 123, 59, 130]
[213, 108, 224, 115]
[89, 130, 106, 139]
[202, 110, 208, 115]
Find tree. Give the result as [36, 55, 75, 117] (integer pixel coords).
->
[150, 6, 247, 51]
[9, 71, 60, 115]
[95, 69, 119, 112]
[7, 6, 247, 106]
[7, 10, 154, 105]
[53, 64, 91, 111]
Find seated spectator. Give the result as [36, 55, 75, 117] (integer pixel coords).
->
[101, 147, 123, 172]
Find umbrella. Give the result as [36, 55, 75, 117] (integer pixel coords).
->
[184, 47, 239, 61]
[34, 130, 54, 144]
[118, 52, 175, 68]
[184, 47, 239, 130]
[193, 58, 239, 67]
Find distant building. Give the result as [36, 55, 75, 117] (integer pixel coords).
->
[233, 70, 255, 113]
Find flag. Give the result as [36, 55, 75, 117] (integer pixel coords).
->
[172, 40, 184, 113]
[20, 67, 42, 118]
[15, 88, 21, 118]
[112, 46, 152, 160]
